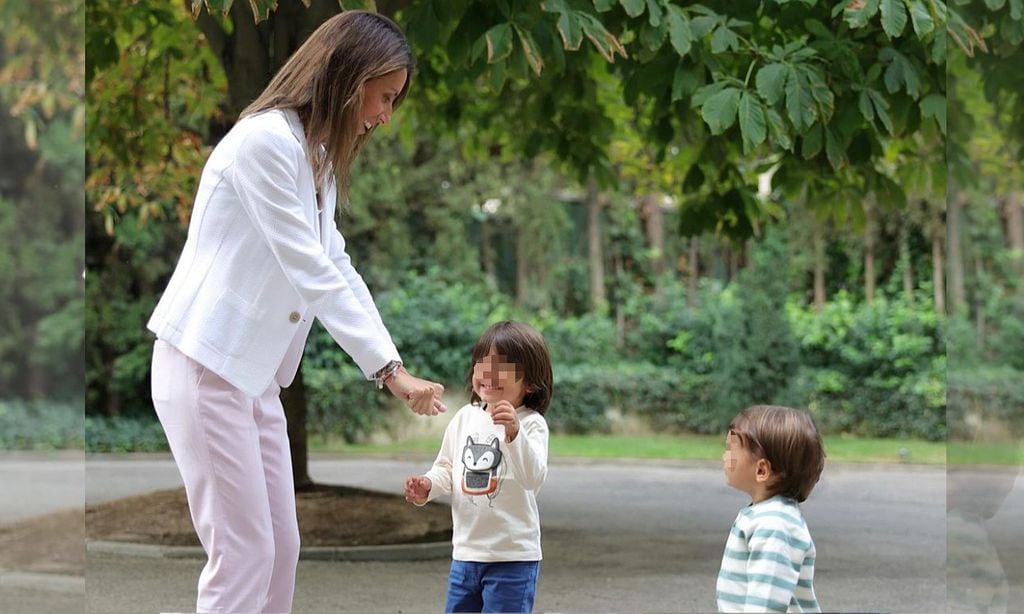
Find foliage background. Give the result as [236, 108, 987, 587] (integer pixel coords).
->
[74, 0, 1020, 455]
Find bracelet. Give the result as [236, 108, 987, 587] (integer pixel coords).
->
[374, 360, 403, 390]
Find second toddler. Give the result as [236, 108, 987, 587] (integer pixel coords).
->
[717, 405, 826, 613]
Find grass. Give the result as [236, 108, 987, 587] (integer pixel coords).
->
[310, 432, 948, 465]
[948, 441, 1022, 466]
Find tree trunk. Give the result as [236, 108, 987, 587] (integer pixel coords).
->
[189, 0, 357, 489]
[515, 226, 529, 307]
[639, 194, 665, 281]
[586, 176, 606, 311]
[932, 229, 946, 316]
[974, 258, 986, 352]
[727, 244, 740, 281]
[481, 219, 496, 286]
[192, 0, 342, 120]
[1006, 193, 1024, 275]
[614, 254, 625, 350]
[900, 217, 914, 301]
[947, 194, 967, 316]
[282, 366, 313, 490]
[687, 237, 699, 309]
[813, 225, 826, 311]
[863, 198, 876, 304]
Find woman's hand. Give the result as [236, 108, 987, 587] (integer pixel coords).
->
[404, 475, 432, 504]
[489, 400, 520, 442]
[386, 368, 446, 415]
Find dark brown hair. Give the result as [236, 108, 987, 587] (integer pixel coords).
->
[240, 10, 413, 202]
[728, 405, 826, 502]
[466, 321, 554, 414]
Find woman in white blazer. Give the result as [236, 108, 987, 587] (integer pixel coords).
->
[147, 11, 443, 613]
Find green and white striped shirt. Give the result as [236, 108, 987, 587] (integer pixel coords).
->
[716, 495, 820, 613]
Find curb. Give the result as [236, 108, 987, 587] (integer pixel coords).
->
[87, 540, 451, 562]
[0, 569, 84, 593]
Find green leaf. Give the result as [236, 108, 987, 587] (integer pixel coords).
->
[867, 90, 894, 135]
[646, 0, 663, 26]
[690, 15, 718, 38]
[1011, 0, 1023, 20]
[639, 21, 667, 50]
[516, 26, 545, 76]
[880, 0, 908, 38]
[766, 108, 793, 150]
[882, 49, 921, 98]
[985, 0, 1006, 9]
[738, 91, 768, 153]
[701, 87, 742, 135]
[824, 126, 844, 169]
[756, 63, 789, 104]
[667, 7, 694, 57]
[340, 0, 377, 10]
[802, 66, 834, 121]
[711, 26, 739, 53]
[489, 59, 507, 91]
[578, 14, 627, 61]
[484, 23, 514, 63]
[672, 64, 699, 102]
[801, 122, 823, 159]
[908, 1, 935, 36]
[620, 0, 646, 17]
[556, 12, 584, 50]
[785, 67, 816, 132]
[691, 81, 729, 108]
[593, 0, 616, 10]
[858, 90, 875, 121]
[919, 93, 946, 133]
[842, 0, 880, 28]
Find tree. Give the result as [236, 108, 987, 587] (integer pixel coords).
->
[0, 0, 84, 401]
[86, 0, 985, 484]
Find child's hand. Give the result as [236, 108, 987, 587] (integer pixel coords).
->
[489, 400, 520, 442]
[404, 475, 431, 504]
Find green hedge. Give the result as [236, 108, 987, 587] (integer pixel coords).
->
[786, 291, 946, 441]
[0, 400, 84, 450]
[86, 415, 168, 453]
[948, 367, 1024, 439]
[549, 364, 716, 434]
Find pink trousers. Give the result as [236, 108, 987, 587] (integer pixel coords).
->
[151, 340, 300, 614]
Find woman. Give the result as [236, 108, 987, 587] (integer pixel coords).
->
[147, 11, 443, 613]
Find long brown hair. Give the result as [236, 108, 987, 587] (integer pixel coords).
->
[240, 10, 413, 202]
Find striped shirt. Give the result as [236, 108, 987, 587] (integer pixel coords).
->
[716, 495, 820, 613]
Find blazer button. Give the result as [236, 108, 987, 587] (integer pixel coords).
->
[288, 311, 301, 323]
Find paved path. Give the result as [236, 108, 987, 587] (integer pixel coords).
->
[83, 455, 953, 613]
[8, 453, 1022, 612]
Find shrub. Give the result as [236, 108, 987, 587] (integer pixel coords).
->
[787, 290, 946, 440]
[85, 415, 168, 452]
[0, 400, 84, 450]
[548, 363, 715, 434]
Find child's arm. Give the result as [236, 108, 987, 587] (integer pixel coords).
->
[419, 414, 457, 503]
[741, 520, 808, 613]
[502, 413, 549, 491]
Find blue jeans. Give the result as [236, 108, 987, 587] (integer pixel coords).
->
[445, 560, 540, 613]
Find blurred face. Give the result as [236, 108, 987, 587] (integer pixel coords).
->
[357, 68, 407, 135]
[723, 432, 760, 495]
[473, 350, 528, 408]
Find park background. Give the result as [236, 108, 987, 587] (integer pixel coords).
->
[0, 0, 1021, 611]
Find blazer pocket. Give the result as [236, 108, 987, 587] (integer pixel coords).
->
[206, 287, 265, 358]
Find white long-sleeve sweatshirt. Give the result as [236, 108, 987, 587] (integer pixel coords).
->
[420, 402, 549, 562]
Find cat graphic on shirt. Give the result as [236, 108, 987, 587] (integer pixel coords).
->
[461, 435, 502, 497]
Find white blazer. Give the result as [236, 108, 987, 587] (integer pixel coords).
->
[148, 108, 400, 397]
